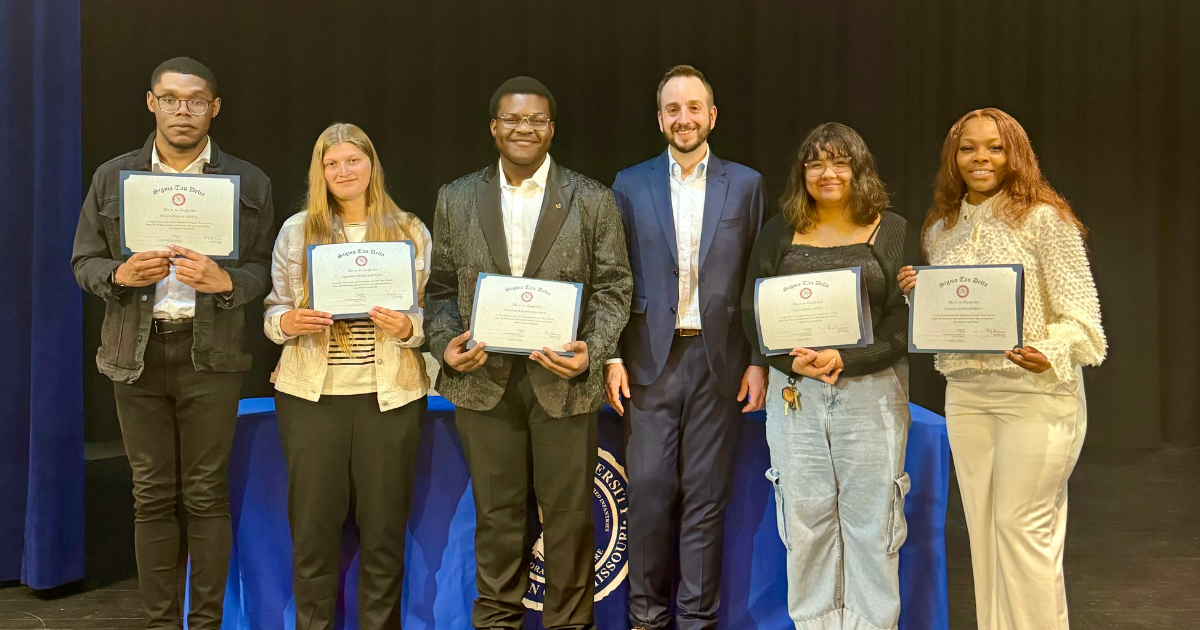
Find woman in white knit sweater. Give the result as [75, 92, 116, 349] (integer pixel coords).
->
[898, 108, 1106, 630]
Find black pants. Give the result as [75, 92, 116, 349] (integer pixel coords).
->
[113, 329, 243, 630]
[454, 362, 598, 630]
[275, 391, 423, 630]
[624, 336, 742, 630]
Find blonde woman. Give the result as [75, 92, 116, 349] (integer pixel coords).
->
[898, 109, 1106, 630]
[264, 123, 431, 630]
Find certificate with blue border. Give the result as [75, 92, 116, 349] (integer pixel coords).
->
[467, 273, 584, 357]
[306, 241, 419, 320]
[908, 264, 1024, 354]
[119, 170, 240, 259]
[753, 266, 874, 356]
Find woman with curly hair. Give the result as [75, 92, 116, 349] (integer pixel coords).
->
[898, 109, 1106, 630]
[742, 122, 918, 630]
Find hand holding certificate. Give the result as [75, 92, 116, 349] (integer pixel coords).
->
[468, 273, 584, 357]
[307, 241, 418, 319]
[753, 267, 874, 355]
[120, 171, 240, 259]
[908, 264, 1024, 353]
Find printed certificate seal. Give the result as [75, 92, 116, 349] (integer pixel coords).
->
[523, 447, 629, 609]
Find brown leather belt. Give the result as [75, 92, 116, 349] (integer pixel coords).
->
[152, 318, 194, 334]
[675, 329, 702, 337]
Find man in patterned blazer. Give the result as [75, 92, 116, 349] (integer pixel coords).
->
[426, 76, 632, 630]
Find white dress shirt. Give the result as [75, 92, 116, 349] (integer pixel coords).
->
[498, 155, 551, 277]
[669, 146, 710, 330]
[150, 137, 211, 320]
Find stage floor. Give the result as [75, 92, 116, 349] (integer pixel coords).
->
[1, 444, 1197, 629]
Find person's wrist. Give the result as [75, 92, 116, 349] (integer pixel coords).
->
[217, 270, 234, 294]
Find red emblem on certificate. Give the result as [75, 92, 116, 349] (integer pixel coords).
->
[957, 285, 970, 298]
[521, 291, 534, 303]
[355, 255, 368, 267]
[799, 287, 813, 299]
[171, 193, 186, 206]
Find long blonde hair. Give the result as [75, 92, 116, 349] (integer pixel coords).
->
[301, 123, 423, 355]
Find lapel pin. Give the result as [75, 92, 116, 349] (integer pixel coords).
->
[556, 203, 561, 208]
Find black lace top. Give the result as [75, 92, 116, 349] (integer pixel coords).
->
[741, 211, 921, 377]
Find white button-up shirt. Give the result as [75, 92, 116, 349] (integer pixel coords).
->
[150, 138, 211, 319]
[498, 156, 551, 277]
[669, 146, 709, 330]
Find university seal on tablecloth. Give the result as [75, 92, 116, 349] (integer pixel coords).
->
[523, 447, 629, 609]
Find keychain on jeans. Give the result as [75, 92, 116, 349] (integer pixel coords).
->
[781, 377, 800, 415]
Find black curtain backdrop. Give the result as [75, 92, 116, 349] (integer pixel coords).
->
[81, 0, 1199, 450]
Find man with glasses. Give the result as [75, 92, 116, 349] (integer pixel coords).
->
[71, 57, 274, 630]
[427, 76, 631, 630]
[605, 65, 766, 630]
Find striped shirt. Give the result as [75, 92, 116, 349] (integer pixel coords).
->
[320, 223, 379, 396]
[327, 319, 376, 366]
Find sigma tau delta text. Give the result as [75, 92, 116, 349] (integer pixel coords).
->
[506, 285, 554, 297]
[939, 276, 989, 289]
[337, 248, 390, 259]
[782, 279, 830, 292]
[152, 184, 206, 197]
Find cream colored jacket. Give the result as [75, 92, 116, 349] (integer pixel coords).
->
[264, 211, 431, 410]
[925, 195, 1106, 388]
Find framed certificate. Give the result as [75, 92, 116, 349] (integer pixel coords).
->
[753, 266, 874, 356]
[119, 171, 240, 259]
[306, 241, 419, 319]
[467, 273, 584, 357]
[908, 264, 1024, 354]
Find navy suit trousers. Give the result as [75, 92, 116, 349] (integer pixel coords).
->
[624, 335, 743, 630]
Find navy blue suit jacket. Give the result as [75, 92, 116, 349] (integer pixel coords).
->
[612, 150, 765, 396]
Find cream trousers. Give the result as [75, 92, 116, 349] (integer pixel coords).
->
[945, 369, 1086, 630]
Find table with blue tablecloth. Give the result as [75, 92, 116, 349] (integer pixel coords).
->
[206, 397, 949, 630]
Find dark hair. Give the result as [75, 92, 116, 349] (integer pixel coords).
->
[489, 76, 556, 120]
[150, 57, 218, 97]
[778, 123, 890, 233]
[656, 64, 714, 109]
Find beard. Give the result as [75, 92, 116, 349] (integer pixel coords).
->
[664, 122, 710, 154]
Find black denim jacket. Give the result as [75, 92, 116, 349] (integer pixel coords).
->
[71, 133, 274, 383]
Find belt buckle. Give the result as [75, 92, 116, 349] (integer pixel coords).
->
[152, 319, 168, 334]
[677, 329, 701, 337]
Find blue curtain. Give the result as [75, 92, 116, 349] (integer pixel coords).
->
[0, 0, 85, 589]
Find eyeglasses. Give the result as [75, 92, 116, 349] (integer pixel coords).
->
[804, 157, 853, 176]
[496, 113, 552, 130]
[153, 94, 213, 115]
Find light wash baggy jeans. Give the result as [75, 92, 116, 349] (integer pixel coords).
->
[764, 359, 912, 630]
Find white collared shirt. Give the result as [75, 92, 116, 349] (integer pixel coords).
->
[668, 145, 710, 330]
[498, 155, 551, 277]
[150, 137, 212, 319]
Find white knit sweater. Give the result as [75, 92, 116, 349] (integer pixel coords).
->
[924, 195, 1106, 386]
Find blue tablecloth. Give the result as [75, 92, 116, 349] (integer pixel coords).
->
[203, 397, 948, 630]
